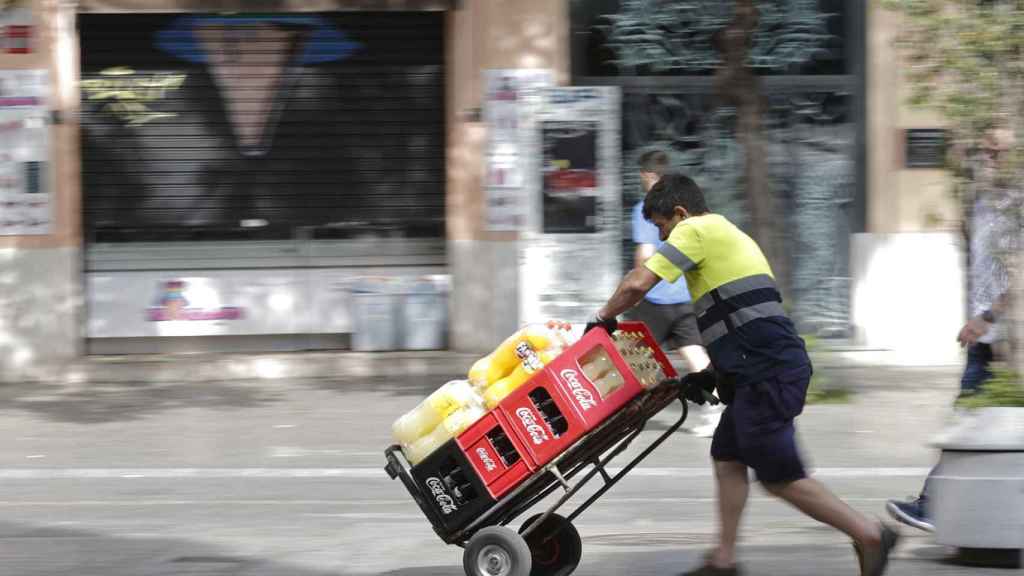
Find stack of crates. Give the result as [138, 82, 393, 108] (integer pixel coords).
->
[408, 322, 677, 532]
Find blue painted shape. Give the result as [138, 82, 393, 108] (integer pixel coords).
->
[155, 15, 361, 65]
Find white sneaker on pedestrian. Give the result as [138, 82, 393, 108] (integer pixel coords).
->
[690, 422, 718, 438]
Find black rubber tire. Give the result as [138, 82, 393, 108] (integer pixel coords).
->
[519, 513, 582, 576]
[463, 526, 532, 576]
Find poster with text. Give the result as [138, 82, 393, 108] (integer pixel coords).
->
[0, 69, 50, 235]
[483, 69, 552, 231]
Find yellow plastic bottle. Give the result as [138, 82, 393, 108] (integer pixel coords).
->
[487, 327, 556, 383]
[483, 369, 528, 409]
[468, 354, 494, 389]
[404, 402, 487, 465]
[391, 380, 479, 445]
[482, 349, 555, 409]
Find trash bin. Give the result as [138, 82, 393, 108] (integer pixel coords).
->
[400, 275, 449, 350]
[349, 277, 400, 352]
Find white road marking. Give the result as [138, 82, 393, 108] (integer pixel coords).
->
[0, 467, 931, 479]
[0, 497, 891, 507]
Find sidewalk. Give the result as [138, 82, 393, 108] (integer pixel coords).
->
[55, 349, 483, 385]
[3, 338, 963, 388]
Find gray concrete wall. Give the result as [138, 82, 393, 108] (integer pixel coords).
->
[444, 1, 569, 352]
[0, 247, 80, 382]
[448, 239, 519, 352]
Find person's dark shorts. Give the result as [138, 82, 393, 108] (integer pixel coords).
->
[710, 363, 813, 485]
[625, 299, 702, 350]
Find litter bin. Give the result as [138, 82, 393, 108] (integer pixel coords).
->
[349, 277, 400, 352]
[400, 275, 449, 350]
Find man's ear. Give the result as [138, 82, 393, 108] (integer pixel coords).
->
[675, 206, 690, 220]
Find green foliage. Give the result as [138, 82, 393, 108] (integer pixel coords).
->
[880, 0, 1024, 173]
[956, 367, 1024, 408]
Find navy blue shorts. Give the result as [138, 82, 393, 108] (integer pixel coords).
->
[710, 363, 812, 485]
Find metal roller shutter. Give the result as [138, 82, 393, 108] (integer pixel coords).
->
[80, 12, 446, 244]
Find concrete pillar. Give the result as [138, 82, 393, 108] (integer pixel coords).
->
[446, 0, 568, 352]
[867, 3, 956, 234]
[0, 0, 81, 381]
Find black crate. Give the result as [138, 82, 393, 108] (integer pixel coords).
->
[409, 438, 497, 535]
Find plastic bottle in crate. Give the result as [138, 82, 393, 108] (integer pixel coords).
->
[392, 380, 479, 446]
[404, 401, 487, 465]
[593, 368, 625, 397]
[581, 348, 614, 383]
[482, 348, 556, 409]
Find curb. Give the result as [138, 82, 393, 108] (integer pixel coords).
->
[7, 351, 482, 385]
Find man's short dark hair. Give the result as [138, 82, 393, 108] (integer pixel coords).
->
[637, 149, 670, 176]
[642, 173, 709, 220]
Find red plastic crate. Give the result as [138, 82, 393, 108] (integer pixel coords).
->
[456, 411, 536, 499]
[498, 321, 678, 468]
[495, 371, 587, 468]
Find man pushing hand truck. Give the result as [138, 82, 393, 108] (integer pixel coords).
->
[585, 173, 899, 576]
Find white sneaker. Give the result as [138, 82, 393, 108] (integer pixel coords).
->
[689, 417, 719, 438]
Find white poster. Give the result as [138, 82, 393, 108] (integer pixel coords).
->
[482, 69, 552, 231]
[519, 87, 621, 324]
[0, 1, 33, 55]
[0, 69, 49, 235]
[87, 265, 445, 338]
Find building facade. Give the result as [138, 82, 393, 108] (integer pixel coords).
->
[0, 0, 960, 381]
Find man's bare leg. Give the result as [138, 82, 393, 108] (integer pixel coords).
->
[764, 478, 882, 554]
[709, 459, 749, 568]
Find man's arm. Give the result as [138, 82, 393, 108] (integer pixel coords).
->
[958, 291, 1010, 347]
[597, 266, 660, 320]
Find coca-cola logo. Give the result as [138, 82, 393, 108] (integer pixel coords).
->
[560, 369, 597, 411]
[515, 407, 549, 445]
[476, 447, 497, 472]
[425, 477, 458, 515]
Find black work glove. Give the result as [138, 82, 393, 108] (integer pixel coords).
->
[682, 368, 720, 406]
[584, 313, 618, 336]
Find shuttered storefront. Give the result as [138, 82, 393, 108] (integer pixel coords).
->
[80, 12, 445, 242]
[80, 12, 447, 351]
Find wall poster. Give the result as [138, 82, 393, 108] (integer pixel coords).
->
[0, 69, 49, 235]
[482, 69, 552, 231]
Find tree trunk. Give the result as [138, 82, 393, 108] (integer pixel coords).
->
[713, 0, 790, 299]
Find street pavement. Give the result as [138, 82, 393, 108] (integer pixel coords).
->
[0, 364, 1016, 575]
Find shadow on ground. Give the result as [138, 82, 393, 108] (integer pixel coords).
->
[0, 519, 344, 576]
[0, 380, 284, 424]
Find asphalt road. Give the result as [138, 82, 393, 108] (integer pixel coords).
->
[0, 368, 1014, 576]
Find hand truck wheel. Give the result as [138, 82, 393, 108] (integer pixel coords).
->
[519, 513, 582, 576]
[463, 526, 532, 576]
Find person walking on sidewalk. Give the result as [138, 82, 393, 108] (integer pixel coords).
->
[585, 173, 899, 576]
[629, 150, 719, 436]
[887, 128, 1017, 532]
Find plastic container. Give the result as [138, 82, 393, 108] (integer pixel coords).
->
[392, 380, 480, 445]
[349, 277, 400, 352]
[400, 275, 450, 350]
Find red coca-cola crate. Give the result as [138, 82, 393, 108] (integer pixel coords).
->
[455, 411, 535, 499]
[498, 321, 677, 468]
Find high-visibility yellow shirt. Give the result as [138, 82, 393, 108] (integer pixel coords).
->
[644, 213, 807, 381]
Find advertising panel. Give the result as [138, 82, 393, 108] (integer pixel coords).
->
[0, 69, 49, 235]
